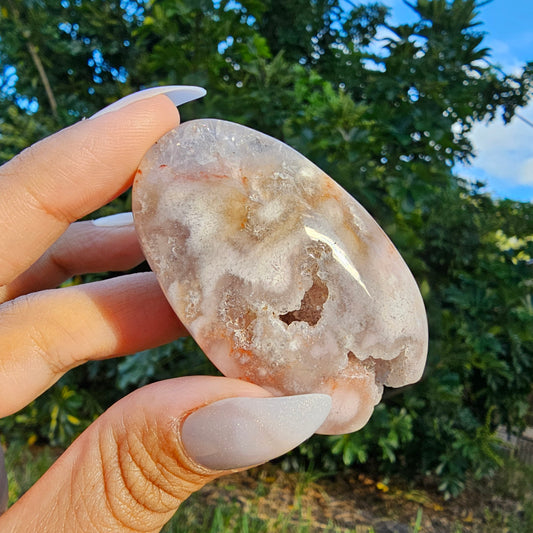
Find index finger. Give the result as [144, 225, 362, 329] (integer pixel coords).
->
[0, 94, 178, 286]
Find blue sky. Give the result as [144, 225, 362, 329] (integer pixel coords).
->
[365, 0, 533, 202]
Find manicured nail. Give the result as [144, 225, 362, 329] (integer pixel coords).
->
[181, 394, 332, 470]
[91, 212, 134, 227]
[90, 85, 207, 119]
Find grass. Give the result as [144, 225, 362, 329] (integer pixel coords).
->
[163, 498, 343, 533]
[476, 455, 533, 532]
[3, 442, 533, 532]
[4, 442, 59, 506]
[161, 467, 347, 533]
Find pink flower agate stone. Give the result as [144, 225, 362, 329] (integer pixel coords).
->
[133, 119, 428, 435]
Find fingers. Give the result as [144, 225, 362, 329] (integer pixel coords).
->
[0, 273, 186, 417]
[0, 95, 179, 287]
[0, 377, 331, 532]
[0, 219, 143, 303]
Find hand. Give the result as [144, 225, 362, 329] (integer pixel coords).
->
[0, 88, 331, 532]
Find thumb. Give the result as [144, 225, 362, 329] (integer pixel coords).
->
[0, 376, 331, 532]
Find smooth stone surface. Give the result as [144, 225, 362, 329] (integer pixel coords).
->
[133, 119, 428, 435]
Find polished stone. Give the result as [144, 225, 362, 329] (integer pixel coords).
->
[133, 119, 428, 434]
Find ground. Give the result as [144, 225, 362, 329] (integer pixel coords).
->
[5, 445, 532, 532]
[167, 460, 532, 532]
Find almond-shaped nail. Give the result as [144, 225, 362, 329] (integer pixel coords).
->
[90, 85, 206, 119]
[181, 394, 332, 470]
[92, 212, 134, 227]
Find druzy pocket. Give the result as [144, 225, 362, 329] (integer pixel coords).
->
[133, 119, 428, 434]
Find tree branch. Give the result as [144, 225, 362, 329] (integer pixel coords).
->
[7, 0, 58, 118]
[26, 41, 58, 118]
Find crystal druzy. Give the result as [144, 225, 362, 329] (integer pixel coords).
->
[133, 119, 428, 434]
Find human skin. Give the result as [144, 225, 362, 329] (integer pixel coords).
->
[0, 94, 330, 532]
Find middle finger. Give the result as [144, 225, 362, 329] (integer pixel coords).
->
[0, 216, 143, 303]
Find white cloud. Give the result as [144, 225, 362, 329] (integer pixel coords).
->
[486, 38, 527, 75]
[459, 103, 533, 200]
[519, 157, 533, 185]
[461, 30, 533, 200]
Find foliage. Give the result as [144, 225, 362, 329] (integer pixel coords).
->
[290, 404, 415, 472]
[3, 443, 58, 507]
[0, 0, 532, 497]
[0, 383, 99, 448]
[0, 338, 215, 448]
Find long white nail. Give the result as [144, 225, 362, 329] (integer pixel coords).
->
[90, 85, 206, 119]
[91, 212, 134, 227]
[181, 394, 332, 470]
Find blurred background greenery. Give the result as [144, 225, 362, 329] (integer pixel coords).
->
[0, 0, 532, 505]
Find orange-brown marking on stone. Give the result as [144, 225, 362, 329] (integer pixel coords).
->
[280, 273, 329, 326]
[221, 190, 248, 235]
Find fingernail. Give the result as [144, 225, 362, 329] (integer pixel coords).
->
[181, 394, 332, 470]
[90, 85, 207, 119]
[91, 212, 134, 227]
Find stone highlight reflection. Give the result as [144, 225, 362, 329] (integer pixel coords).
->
[133, 119, 428, 434]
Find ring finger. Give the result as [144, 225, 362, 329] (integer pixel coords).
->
[0, 215, 142, 303]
